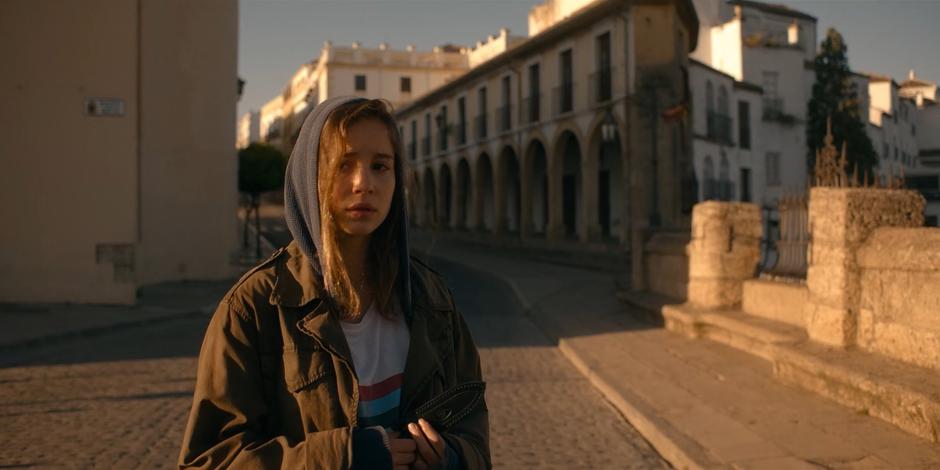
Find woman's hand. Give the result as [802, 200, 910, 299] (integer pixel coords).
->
[407, 418, 445, 470]
[388, 431, 417, 470]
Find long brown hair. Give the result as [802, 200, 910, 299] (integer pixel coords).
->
[317, 99, 408, 319]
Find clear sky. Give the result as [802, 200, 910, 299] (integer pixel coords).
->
[237, 0, 940, 118]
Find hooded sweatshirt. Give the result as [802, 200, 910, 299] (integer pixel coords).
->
[282, 96, 415, 468]
[283, 95, 412, 321]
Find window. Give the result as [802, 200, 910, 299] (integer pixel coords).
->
[457, 97, 467, 144]
[499, 76, 511, 131]
[354, 75, 366, 91]
[400, 76, 412, 93]
[477, 87, 487, 139]
[738, 101, 751, 149]
[766, 152, 781, 186]
[438, 105, 448, 151]
[559, 49, 573, 113]
[595, 32, 612, 102]
[527, 63, 540, 122]
[740, 168, 752, 202]
[883, 143, 889, 160]
[705, 81, 714, 113]
[719, 156, 732, 201]
[424, 113, 431, 156]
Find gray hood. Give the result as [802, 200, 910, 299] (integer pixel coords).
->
[283, 96, 412, 321]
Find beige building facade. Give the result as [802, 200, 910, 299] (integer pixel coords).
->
[397, 0, 698, 288]
[256, 41, 470, 155]
[1, 0, 240, 304]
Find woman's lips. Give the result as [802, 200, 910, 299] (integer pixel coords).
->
[346, 205, 376, 218]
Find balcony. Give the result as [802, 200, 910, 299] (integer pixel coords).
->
[706, 111, 733, 145]
[475, 114, 487, 140]
[456, 121, 467, 145]
[553, 82, 576, 116]
[437, 129, 448, 152]
[521, 93, 541, 124]
[762, 97, 796, 124]
[497, 105, 511, 133]
[590, 67, 613, 104]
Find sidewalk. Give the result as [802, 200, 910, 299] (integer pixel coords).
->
[0, 280, 231, 358]
[414, 235, 940, 469]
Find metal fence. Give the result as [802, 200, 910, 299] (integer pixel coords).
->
[759, 191, 808, 280]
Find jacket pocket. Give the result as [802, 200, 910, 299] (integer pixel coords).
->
[282, 348, 334, 393]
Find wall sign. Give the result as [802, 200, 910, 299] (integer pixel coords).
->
[84, 97, 125, 117]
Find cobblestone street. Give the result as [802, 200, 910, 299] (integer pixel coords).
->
[0, 258, 665, 469]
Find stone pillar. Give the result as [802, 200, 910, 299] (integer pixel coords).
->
[493, 162, 506, 235]
[546, 156, 565, 240]
[686, 201, 762, 309]
[804, 188, 925, 347]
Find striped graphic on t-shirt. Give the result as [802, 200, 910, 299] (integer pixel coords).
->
[357, 373, 403, 429]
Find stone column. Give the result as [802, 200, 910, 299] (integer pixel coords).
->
[546, 155, 565, 241]
[519, 164, 533, 239]
[804, 188, 925, 347]
[686, 201, 762, 309]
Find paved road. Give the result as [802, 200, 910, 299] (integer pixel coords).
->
[1, 254, 666, 469]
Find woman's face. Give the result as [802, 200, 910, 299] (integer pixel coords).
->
[328, 118, 396, 239]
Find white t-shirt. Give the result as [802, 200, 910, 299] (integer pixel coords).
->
[340, 303, 411, 430]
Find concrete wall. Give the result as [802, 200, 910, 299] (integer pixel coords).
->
[138, 0, 239, 286]
[0, 0, 239, 304]
[857, 227, 940, 371]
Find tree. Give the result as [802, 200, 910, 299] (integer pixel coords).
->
[807, 28, 877, 178]
[238, 143, 288, 258]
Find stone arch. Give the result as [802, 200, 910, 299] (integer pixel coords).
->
[525, 139, 549, 235]
[498, 145, 521, 233]
[439, 163, 453, 228]
[552, 130, 582, 238]
[455, 158, 472, 229]
[587, 114, 625, 241]
[476, 152, 495, 231]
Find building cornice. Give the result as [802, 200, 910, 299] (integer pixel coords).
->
[396, 0, 699, 118]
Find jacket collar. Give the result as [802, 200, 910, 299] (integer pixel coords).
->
[269, 240, 322, 308]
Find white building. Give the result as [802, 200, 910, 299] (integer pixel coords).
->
[900, 71, 940, 226]
[396, 0, 699, 263]
[855, 72, 920, 174]
[689, 59, 763, 204]
[690, 0, 817, 207]
[237, 111, 260, 149]
[255, 41, 470, 154]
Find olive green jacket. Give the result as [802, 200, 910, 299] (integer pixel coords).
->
[178, 241, 490, 469]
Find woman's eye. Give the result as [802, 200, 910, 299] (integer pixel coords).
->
[339, 161, 350, 171]
[372, 162, 390, 172]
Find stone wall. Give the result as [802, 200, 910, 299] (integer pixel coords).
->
[644, 231, 690, 300]
[741, 279, 807, 328]
[686, 202, 762, 309]
[857, 227, 940, 371]
[804, 188, 925, 347]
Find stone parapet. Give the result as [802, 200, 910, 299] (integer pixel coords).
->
[856, 227, 940, 371]
[804, 188, 925, 347]
[741, 279, 808, 328]
[685, 202, 762, 309]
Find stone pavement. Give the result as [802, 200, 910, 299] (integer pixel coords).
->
[0, 241, 666, 469]
[0, 280, 230, 363]
[415, 234, 940, 469]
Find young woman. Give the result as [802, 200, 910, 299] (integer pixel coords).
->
[179, 97, 490, 469]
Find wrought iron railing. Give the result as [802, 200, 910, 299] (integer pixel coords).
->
[553, 83, 575, 116]
[590, 68, 613, 104]
[497, 105, 511, 133]
[475, 114, 487, 140]
[759, 191, 808, 279]
[521, 94, 540, 124]
[706, 111, 733, 145]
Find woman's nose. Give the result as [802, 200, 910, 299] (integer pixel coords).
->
[351, 165, 373, 193]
